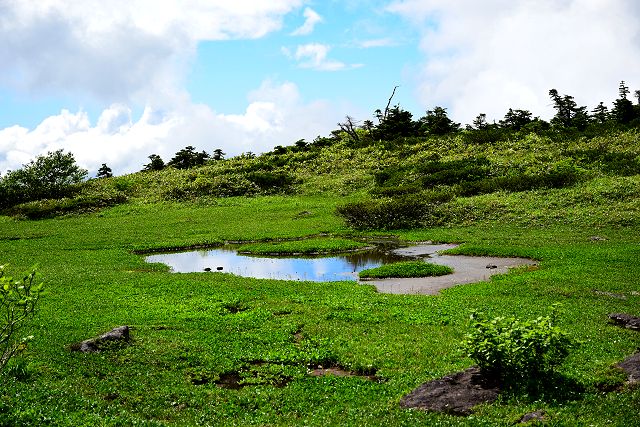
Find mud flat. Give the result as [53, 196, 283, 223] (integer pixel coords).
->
[364, 244, 537, 295]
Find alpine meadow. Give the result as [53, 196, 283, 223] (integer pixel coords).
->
[1, 83, 640, 426]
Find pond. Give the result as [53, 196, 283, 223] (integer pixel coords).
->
[144, 245, 410, 282]
[144, 243, 537, 294]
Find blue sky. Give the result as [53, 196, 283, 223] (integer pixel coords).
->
[1, 1, 639, 175]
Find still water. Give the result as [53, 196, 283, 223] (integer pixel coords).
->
[145, 246, 410, 282]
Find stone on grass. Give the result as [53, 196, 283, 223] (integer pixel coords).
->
[608, 313, 640, 331]
[518, 410, 547, 423]
[617, 353, 640, 384]
[71, 326, 130, 353]
[399, 367, 500, 416]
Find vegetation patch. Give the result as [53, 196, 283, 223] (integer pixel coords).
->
[462, 307, 574, 391]
[237, 238, 368, 255]
[358, 260, 453, 279]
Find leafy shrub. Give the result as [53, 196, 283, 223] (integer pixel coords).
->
[462, 307, 573, 389]
[162, 175, 259, 200]
[336, 191, 454, 230]
[246, 171, 296, 193]
[1, 266, 43, 372]
[418, 158, 492, 188]
[8, 191, 127, 219]
[0, 150, 87, 208]
[458, 167, 582, 196]
[359, 261, 453, 279]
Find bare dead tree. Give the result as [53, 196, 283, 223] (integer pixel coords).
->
[383, 85, 400, 121]
[338, 115, 360, 143]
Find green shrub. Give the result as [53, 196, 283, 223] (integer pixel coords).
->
[359, 261, 453, 279]
[0, 150, 87, 208]
[8, 191, 127, 219]
[162, 175, 259, 200]
[336, 191, 453, 230]
[246, 171, 296, 193]
[1, 266, 43, 372]
[462, 307, 573, 388]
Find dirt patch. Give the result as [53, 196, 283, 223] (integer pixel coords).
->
[368, 244, 537, 295]
[308, 364, 379, 381]
[209, 362, 378, 389]
[400, 367, 500, 416]
[215, 372, 244, 389]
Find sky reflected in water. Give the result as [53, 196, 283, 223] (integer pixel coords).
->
[145, 247, 410, 282]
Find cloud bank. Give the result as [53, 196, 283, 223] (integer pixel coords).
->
[0, 1, 345, 176]
[0, 81, 336, 176]
[388, 0, 640, 123]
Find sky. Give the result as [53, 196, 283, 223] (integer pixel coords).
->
[1, 0, 639, 176]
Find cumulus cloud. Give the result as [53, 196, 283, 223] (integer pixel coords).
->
[283, 43, 362, 71]
[0, 0, 303, 103]
[0, 1, 348, 176]
[388, 0, 640, 124]
[290, 7, 323, 36]
[0, 81, 339, 176]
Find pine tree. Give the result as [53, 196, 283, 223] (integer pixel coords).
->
[96, 163, 113, 178]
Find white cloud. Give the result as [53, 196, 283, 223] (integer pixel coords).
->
[388, 0, 640, 124]
[291, 7, 323, 36]
[356, 38, 397, 48]
[0, 0, 303, 103]
[0, 1, 349, 177]
[0, 81, 340, 176]
[285, 43, 362, 71]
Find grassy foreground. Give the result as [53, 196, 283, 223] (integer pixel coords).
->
[0, 193, 639, 426]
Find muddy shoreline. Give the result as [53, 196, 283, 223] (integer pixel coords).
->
[363, 244, 537, 295]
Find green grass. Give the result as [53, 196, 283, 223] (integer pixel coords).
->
[359, 260, 453, 279]
[237, 237, 368, 255]
[1, 129, 640, 425]
[0, 193, 639, 426]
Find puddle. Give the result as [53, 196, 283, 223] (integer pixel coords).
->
[145, 245, 408, 282]
[144, 242, 537, 294]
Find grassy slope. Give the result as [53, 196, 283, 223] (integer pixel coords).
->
[1, 132, 640, 425]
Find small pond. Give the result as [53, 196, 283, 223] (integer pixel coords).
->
[145, 245, 410, 282]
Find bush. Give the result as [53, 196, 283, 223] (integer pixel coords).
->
[1, 266, 43, 372]
[462, 307, 573, 389]
[336, 196, 427, 230]
[336, 191, 453, 231]
[246, 171, 296, 193]
[162, 174, 259, 200]
[8, 191, 127, 219]
[0, 150, 87, 209]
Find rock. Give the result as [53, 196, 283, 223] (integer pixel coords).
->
[616, 353, 640, 384]
[399, 367, 500, 416]
[608, 313, 640, 331]
[596, 291, 627, 300]
[485, 264, 497, 269]
[589, 235, 608, 241]
[518, 410, 546, 423]
[71, 326, 130, 353]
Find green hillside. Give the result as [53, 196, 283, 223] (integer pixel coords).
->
[1, 100, 640, 425]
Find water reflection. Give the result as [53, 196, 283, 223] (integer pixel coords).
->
[145, 246, 410, 282]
